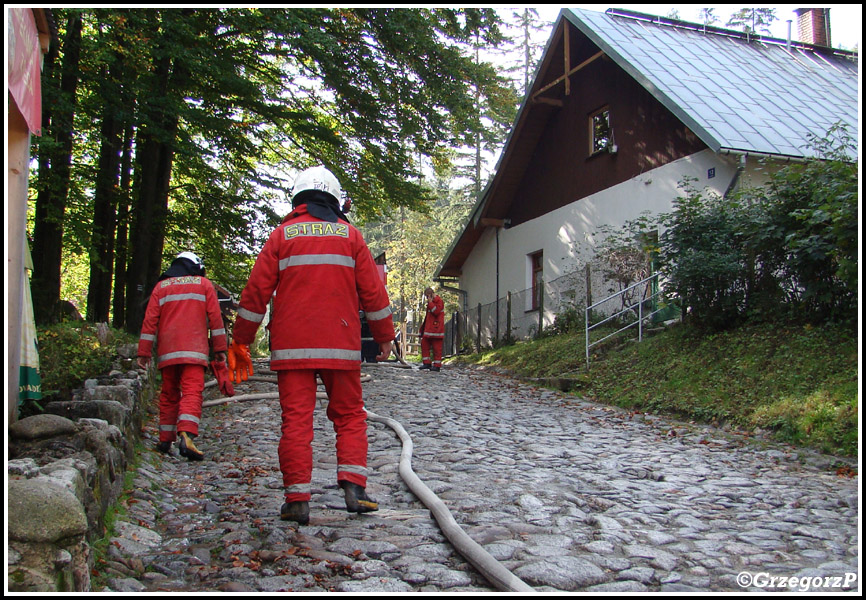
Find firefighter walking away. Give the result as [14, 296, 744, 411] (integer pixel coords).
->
[230, 165, 394, 525]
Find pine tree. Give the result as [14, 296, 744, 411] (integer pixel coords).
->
[726, 8, 778, 35]
[699, 8, 719, 27]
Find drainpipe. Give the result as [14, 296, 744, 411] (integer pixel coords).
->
[723, 153, 746, 199]
[495, 227, 500, 341]
[720, 149, 811, 199]
[478, 218, 509, 346]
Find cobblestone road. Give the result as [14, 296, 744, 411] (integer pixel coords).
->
[101, 361, 859, 593]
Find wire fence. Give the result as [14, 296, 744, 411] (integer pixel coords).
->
[397, 260, 679, 361]
[448, 259, 632, 354]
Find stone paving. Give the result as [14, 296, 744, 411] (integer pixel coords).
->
[100, 361, 859, 593]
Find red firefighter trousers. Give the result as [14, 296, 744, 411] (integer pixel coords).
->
[278, 369, 368, 502]
[421, 337, 443, 368]
[158, 364, 205, 441]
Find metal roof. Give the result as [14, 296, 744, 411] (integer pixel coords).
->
[566, 8, 859, 160]
[435, 8, 859, 279]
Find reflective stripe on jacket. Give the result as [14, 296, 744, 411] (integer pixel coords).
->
[138, 275, 227, 369]
[233, 205, 394, 370]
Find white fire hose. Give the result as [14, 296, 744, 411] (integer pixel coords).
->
[202, 368, 535, 593]
[365, 408, 534, 593]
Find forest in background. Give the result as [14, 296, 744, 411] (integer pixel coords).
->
[27, 8, 823, 331]
[29, 7, 550, 332]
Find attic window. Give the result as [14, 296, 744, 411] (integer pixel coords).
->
[590, 107, 612, 154]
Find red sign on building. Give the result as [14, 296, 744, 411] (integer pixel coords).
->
[8, 7, 43, 136]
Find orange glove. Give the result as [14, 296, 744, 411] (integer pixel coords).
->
[227, 341, 252, 383]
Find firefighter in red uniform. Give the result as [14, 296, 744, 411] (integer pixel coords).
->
[419, 287, 445, 372]
[137, 252, 227, 461]
[230, 166, 394, 525]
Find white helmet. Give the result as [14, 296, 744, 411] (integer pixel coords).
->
[291, 165, 342, 206]
[177, 251, 204, 270]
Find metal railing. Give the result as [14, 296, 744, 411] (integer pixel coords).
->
[585, 273, 666, 366]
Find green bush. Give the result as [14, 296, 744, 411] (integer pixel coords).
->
[549, 303, 585, 335]
[659, 178, 752, 330]
[36, 322, 135, 401]
[660, 124, 857, 329]
[743, 123, 858, 321]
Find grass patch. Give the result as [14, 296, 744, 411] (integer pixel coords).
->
[752, 391, 858, 456]
[463, 332, 588, 378]
[454, 320, 858, 457]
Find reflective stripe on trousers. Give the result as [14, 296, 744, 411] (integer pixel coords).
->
[158, 351, 209, 366]
[277, 369, 367, 502]
[421, 337, 443, 367]
[158, 364, 205, 441]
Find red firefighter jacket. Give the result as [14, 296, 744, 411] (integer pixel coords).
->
[138, 275, 227, 369]
[233, 205, 394, 371]
[421, 294, 445, 338]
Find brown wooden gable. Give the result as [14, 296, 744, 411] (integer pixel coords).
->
[438, 8, 857, 280]
[437, 12, 705, 278]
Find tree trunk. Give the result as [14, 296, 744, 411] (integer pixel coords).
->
[112, 122, 134, 329]
[31, 11, 82, 324]
[86, 69, 123, 322]
[125, 132, 174, 334]
[124, 17, 189, 333]
[87, 18, 139, 324]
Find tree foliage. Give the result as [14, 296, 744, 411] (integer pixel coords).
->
[594, 213, 659, 314]
[360, 157, 474, 326]
[699, 9, 719, 26]
[659, 124, 857, 329]
[29, 8, 519, 332]
[500, 8, 549, 97]
[725, 8, 777, 35]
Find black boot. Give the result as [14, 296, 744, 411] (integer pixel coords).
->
[178, 431, 204, 461]
[419, 364, 431, 370]
[340, 481, 378, 513]
[155, 441, 172, 454]
[280, 501, 310, 525]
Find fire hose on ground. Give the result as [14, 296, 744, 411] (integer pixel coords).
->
[364, 408, 534, 593]
[201, 368, 535, 593]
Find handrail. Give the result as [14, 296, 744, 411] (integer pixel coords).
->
[585, 273, 665, 366]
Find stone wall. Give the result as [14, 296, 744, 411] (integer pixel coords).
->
[7, 343, 157, 592]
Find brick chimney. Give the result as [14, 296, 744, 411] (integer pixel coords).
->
[795, 8, 831, 47]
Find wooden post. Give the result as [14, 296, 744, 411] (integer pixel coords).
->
[538, 284, 544, 337]
[506, 291, 512, 343]
[476, 303, 482, 353]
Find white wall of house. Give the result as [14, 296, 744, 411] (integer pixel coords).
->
[459, 149, 751, 316]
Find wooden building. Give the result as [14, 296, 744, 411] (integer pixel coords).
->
[436, 8, 857, 344]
